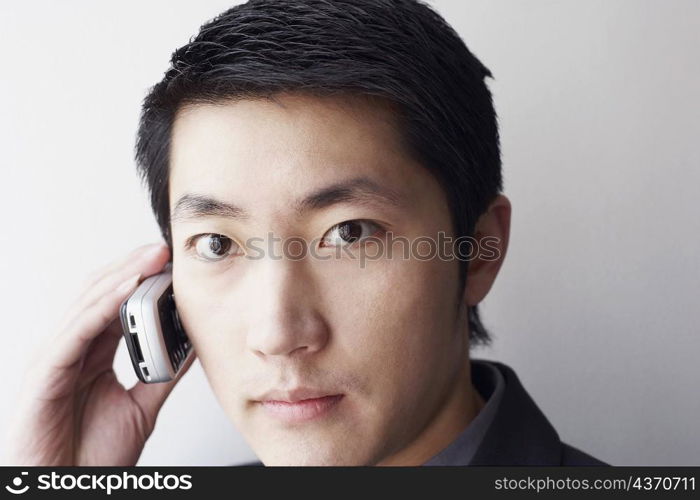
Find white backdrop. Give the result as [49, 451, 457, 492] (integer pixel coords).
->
[1, 0, 698, 466]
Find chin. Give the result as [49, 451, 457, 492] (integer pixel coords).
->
[256, 442, 370, 466]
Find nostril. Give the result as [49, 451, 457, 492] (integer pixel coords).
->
[289, 345, 310, 356]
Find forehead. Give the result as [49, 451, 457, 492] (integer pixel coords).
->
[167, 92, 426, 217]
[170, 92, 404, 161]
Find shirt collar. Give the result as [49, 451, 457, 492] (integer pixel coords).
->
[422, 359, 505, 465]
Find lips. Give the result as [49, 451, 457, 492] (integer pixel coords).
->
[257, 391, 344, 424]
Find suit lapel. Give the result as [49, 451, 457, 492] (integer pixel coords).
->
[468, 361, 562, 465]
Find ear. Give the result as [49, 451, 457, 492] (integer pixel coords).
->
[464, 194, 512, 306]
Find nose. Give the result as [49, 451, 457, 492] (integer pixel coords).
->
[246, 256, 330, 359]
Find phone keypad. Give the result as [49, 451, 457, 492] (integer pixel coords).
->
[158, 286, 192, 373]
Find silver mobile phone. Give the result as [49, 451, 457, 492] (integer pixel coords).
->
[119, 263, 193, 383]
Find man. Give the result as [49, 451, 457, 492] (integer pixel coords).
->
[5, 0, 606, 466]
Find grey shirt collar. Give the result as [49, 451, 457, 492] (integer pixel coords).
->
[422, 358, 505, 466]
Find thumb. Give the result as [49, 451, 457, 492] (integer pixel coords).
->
[127, 349, 198, 424]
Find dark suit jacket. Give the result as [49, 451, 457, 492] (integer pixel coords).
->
[236, 359, 608, 466]
[467, 360, 607, 466]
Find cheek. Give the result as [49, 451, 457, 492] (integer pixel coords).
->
[311, 252, 463, 452]
[172, 271, 248, 411]
[321, 252, 461, 399]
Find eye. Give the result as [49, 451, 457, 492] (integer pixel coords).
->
[187, 233, 242, 262]
[320, 219, 383, 248]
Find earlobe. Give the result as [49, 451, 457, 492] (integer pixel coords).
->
[464, 194, 512, 307]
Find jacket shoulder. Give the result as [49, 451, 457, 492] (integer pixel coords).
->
[561, 443, 609, 466]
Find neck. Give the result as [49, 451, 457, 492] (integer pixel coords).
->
[377, 358, 485, 466]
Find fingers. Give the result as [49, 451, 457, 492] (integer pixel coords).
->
[21, 271, 146, 402]
[81, 242, 166, 289]
[75, 317, 129, 390]
[128, 349, 198, 425]
[56, 244, 170, 334]
[44, 273, 143, 374]
[65, 242, 163, 315]
[39, 244, 170, 385]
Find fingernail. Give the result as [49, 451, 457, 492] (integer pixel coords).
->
[117, 274, 141, 294]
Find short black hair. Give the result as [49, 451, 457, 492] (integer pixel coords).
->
[135, 0, 502, 348]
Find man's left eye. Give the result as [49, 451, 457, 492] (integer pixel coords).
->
[320, 219, 383, 247]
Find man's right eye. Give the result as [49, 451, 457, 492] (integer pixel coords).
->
[186, 233, 242, 262]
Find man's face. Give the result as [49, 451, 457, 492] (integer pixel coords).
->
[168, 93, 469, 465]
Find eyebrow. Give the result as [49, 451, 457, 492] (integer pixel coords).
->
[171, 176, 406, 223]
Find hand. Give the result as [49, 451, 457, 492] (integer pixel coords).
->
[3, 242, 197, 466]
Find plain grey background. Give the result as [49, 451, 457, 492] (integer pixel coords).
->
[1, 0, 698, 465]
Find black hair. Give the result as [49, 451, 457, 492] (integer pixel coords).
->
[135, 0, 502, 348]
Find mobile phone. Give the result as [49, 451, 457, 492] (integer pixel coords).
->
[119, 262, 193, 383]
